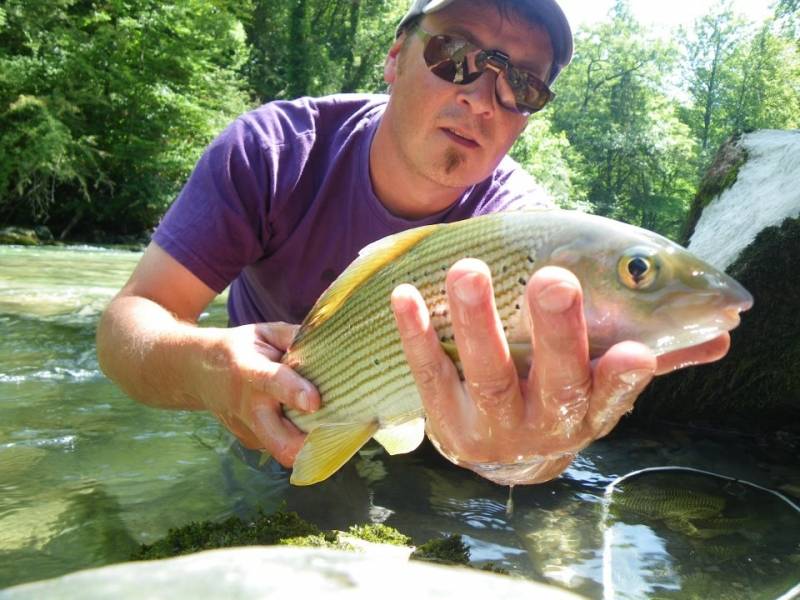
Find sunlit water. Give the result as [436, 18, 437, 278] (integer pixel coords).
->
[1, 245, 798, 598]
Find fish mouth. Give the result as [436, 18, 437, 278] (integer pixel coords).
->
[719, 307, 743, 330]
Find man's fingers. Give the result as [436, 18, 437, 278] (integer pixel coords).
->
[527, 267, 592, 433]
[219, 414, 263, 450]
[585, 341, 656, 438]
[391, 284, 470, 451]
[655, 333, 730, 375]
[250, 404, 306, 467]
[243, 360, 320, 413]
[446, 259, 524, 424]
[255, 321, 301, 352]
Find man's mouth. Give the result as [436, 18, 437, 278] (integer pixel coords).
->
[442, 127, 480, 149]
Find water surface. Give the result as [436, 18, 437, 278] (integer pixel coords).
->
[1, 245, 798, 599]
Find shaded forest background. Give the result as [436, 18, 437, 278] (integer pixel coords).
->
[1, 0, 798, 242]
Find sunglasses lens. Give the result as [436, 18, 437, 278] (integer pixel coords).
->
[424, 35, 482, 85]
[421, 32, 552, 114]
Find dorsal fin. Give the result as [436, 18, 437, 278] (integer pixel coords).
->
[292, 224, 441, 345]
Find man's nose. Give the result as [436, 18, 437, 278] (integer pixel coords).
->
[457, 69, 498, 117]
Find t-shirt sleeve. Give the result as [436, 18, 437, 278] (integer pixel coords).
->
[485, 157, 555, 212]
[152, 118, 270, 293]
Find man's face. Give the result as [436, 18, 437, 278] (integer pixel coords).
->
[383, 2, 554, 193]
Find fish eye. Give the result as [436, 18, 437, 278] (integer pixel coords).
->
[618, 250, 659, 290]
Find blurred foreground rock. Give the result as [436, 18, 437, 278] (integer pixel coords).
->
[0, 546, 584, 600]
[633, 130, 800, 433]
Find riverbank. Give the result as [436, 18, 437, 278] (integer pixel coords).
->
[0, 226, 148, 250]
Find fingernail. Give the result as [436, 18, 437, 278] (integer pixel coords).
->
[619, 369, 653, 387]
[537, 282, 577, 314]
[296, 390, 311, 412]
[452, 272, 485, 306]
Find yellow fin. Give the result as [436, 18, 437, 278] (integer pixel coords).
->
[441, 340, 532, 376]
[373, 418, 425, 455]
[290, 421, 380, 486]
[293, 224, 441, 343]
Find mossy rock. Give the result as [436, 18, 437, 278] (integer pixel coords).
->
[410, 535, 470, 566]
[131, 509, 320, 560]
[680, 135, 747, 245]
[0, 226, 40, 246]
[131, 508, 487, 571]
[633, 216, 800, 433]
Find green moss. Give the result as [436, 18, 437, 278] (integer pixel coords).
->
[131, 508, 320, 560]
[279, 531, 351, 550]
[410, 535, 470, 566]
[346, 524, 411, 546]
[131, 509, 512, 576]
[479, 562, 511, 575]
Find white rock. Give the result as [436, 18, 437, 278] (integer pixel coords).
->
[688, 130, 800, 270]
[0, 546, 585, 600]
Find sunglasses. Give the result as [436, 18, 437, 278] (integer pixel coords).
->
[414, 27, 554, 116]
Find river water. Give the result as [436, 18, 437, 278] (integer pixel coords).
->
[1, 245, 798, 599]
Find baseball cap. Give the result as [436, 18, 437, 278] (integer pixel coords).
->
[396, 0, 573, 84]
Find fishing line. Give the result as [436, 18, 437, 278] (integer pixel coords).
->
[599, 466, 800, 600]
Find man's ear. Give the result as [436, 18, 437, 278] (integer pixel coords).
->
[384, 33, 407, 84]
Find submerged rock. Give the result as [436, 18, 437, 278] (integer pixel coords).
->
[0, 547, 584, 600]
[633, 130, 800, 433]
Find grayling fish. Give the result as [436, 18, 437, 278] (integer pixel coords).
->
[281, 209, 753, 485]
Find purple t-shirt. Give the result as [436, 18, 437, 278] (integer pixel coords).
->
[153, 94, 552, 326]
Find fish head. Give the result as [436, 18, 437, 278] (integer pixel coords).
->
[545, 217, 753, 357]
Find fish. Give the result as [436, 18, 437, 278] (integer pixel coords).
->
[280, 209, 753, 485]
[610, 484, 726, 522]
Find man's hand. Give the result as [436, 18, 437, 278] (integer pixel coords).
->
[391, 259, 730, 485]
[96, 242, 318, 468]
[197, 322, 319, 467]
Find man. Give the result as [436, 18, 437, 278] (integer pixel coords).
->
[96, 0, 729, 485]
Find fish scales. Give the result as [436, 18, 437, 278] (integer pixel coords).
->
[288, 215, 540, 428]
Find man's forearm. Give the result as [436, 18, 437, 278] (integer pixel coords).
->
[96, 295, 219, 411]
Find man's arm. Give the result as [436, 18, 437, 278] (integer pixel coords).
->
[392, 259, 731, 485]
[96, 241, 319, 466]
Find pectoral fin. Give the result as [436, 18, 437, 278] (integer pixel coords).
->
[373, 418, 425, 455]
[441, 340, 531, 375]
[290, 421, 380, 486]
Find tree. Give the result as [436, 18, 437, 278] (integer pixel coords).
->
[0, 0, 251, 237]
[722, 22, 800, 135]
[681, 2, 746, 157]
[242, 0, 407, 103]
[509, 116, 588, 210]
[549, 0, 696, 237]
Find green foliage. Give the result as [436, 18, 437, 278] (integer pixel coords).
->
[1, 0, 798, 239]
[681, 2, 800, 168]
[0, 0, 250, 238]
[242, 0, 408, 102]
[548, 1, 697, 238]
[510, 116, 589, 210]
